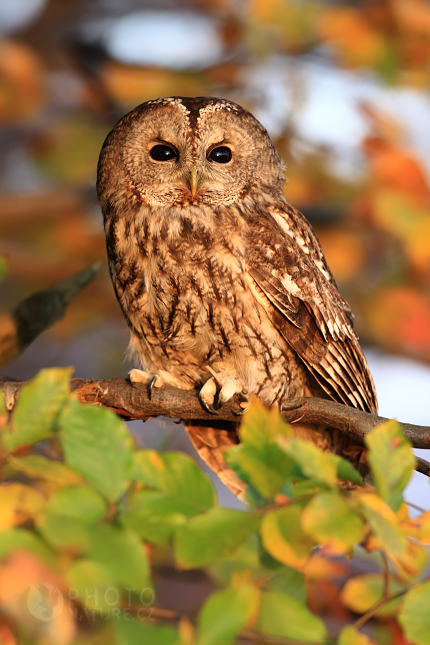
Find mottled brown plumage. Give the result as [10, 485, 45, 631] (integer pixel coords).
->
[97, 96, 377, 498]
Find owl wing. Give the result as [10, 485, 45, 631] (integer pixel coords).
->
[245, 202, 377, 414]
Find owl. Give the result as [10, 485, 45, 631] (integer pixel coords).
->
[97, 96, 377, 498]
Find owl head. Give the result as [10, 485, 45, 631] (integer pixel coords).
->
[97, 96, 285, 213]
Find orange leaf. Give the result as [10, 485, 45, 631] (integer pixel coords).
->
[0, 551, 74, 643]
[319, 8, 384, 68]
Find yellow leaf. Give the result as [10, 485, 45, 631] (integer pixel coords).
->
[402, 510, 430, 544]
[338, 625, 377, 645]
[356, 492, 408, 559]
[0, 483, 45, 529]
[341, 573, 404, 618]
[301, 492, 366, 553]
[261, 506, 314, 570]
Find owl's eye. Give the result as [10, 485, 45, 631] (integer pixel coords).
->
[208, 146, 232, 163]
[150, 145, 178, 161]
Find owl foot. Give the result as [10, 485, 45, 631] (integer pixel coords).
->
[128, 369, 183, 400]
[232, 400, 250, 416]
[198, 377, 219, 415]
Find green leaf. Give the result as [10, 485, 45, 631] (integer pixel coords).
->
[5, 367, 73, 451]
[264, 568, 307, 604]
[87, 524, 151, 590]
[132, 450, 216, 513]
[207, 535, 260, 588]
[37, 514, 93, 553]
[114, 613, 178, 645]
[196, 583, 260, 645]
[60, 398, 133, 502]
[120, 489, 188, 546]
[341, 573, 404, 618]
[365, 420, 415, 511]
[358, 493, 408, 560]
[0, 528, 55, 565]
[38, 515, 151, 590]
[47, 485, 107, 523]
[9, 455, 84, 486]
[66, 559, 116, 611]
[122, 451, 216, 546]
[175, 508, 260, 569]
[256, 590, 327, 642]
[261, 506, 314, 570]
[338, 625, 377, 645]
[226, 399, 295, 499]
[301, 492, 366, 553]
[277, 436, 338, 486]
[336, 458, 364, 486]
[399, 580, 430, 645]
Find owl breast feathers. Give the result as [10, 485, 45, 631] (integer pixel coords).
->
[97, 96, 377, 495]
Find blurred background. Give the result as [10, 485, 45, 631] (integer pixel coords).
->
[0, 0, 430, 509]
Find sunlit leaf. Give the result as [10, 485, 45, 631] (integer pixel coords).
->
[38, 515, 150, 589]
[114, 613, 178, 645]
[261, 506, 314, 570]
[301, 491, 366, 553]
[175, 508, 260, 569]
[132, 450, 215, 512]
[0, 528, 55, 565]
[341, 573, 405, 618]
[60, 398, 133, 502]
[47, 485, 107, 523]
[277, 436, 338, 486]
[87, 524, 151, 591]
[5, 367, 73, 451]
[399, 581, 430, 645]
[338, 625, 377, 645]
[37, 514, 93, 553]
[358, 492, 408, 559]
[227, 399, 295, 499]
[393, 539, 429, 581]
[401, 510, 430, 544]
[66, 559, 115, 611]
[9, 455, 84, 486]
[0, 483, 45, 529]
[365, 420, 415, 511]
[256, 590, 327, 642]
[196, 583, 260, 645]
[120, 489, 188, 546]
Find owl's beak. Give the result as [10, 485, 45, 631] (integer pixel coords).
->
[188, 166, 200, 196]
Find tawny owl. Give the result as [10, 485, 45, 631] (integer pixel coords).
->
[97, 96, 377, 498]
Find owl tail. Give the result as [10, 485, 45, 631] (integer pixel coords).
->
[184, 421, 247, 500]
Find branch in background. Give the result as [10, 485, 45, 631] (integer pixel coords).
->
[1, 376, 429, 476]
[0, 264, 100, 367]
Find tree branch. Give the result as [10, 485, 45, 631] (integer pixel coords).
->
[1, 376, 429, 476]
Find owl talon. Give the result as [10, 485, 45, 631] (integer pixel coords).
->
[147, 375, 159, 400]
[232, 399, 250, 416]
[199, 377, 219, 415]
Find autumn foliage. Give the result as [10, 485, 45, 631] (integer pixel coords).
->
[1, 1, 430, 644]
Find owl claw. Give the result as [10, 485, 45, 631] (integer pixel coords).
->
[199, 377, 219, 415]
[147, 375, 159, 400]
[232, 399, 250, 416]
